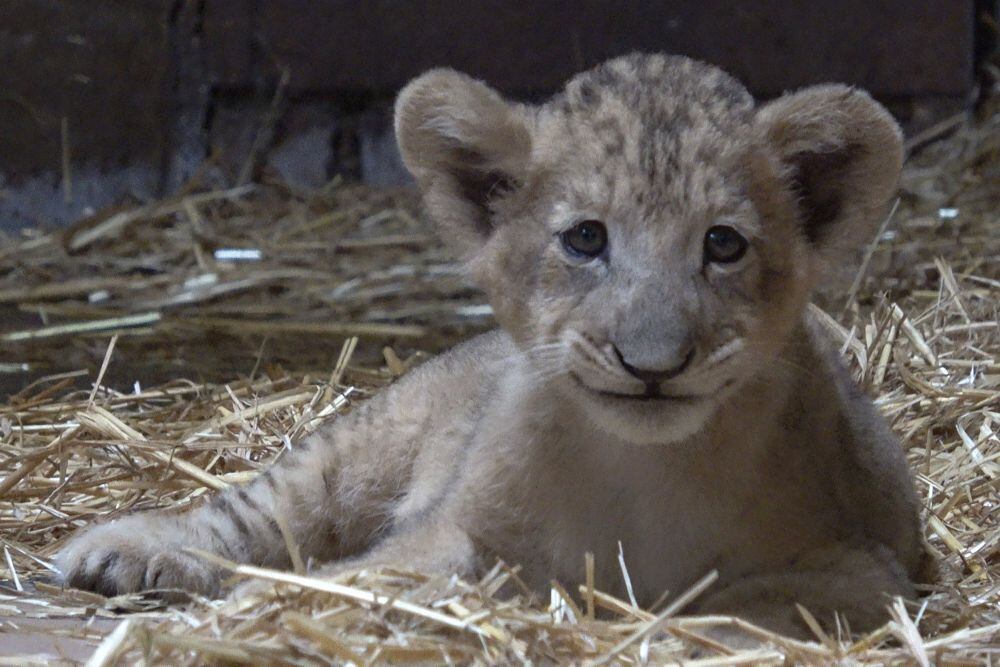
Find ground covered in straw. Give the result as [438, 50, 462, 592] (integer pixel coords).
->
[0, 102, 997, 664]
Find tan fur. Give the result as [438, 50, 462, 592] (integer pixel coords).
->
[56, 54, 925, 637]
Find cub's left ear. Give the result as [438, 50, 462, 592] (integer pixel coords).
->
[755, 85, 903, 262]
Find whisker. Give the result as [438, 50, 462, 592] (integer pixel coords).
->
[737, 342, 823, 379]
[705, 338, 745, 367]
[489, 346, 565, 370]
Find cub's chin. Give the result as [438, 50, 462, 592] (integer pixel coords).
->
[559, 376, 723, 446]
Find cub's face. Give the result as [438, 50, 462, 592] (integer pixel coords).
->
[396, 54, 902, 444]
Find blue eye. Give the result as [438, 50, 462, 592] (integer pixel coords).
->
[561, 220, 608, 258]
[704, 225, 748, 263]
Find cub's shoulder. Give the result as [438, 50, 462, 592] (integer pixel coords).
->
[341, 329, 515, 422]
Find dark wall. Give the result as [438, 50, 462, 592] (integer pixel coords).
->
[214, 1, 973, 97]
[0, 1, 172, 175]
[0, 1, 979, 231]
[0, 0, 175, 230]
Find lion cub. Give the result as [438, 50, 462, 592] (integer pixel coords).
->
[57, 54, 925, 636]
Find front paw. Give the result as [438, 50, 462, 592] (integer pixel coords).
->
[55, 519, 220, 597]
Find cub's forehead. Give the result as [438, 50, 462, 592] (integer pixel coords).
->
[556, 54, 752, 120]
[533, 55, 757, 221]
[539, 54, 754, 159]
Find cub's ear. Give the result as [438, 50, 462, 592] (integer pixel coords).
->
[395, 69, 532, 259]
[755, 85, 903, 264]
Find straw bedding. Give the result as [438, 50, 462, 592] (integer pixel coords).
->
[0, 102, 997, 664]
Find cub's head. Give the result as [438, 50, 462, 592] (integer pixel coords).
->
[395, 53, 902, 444]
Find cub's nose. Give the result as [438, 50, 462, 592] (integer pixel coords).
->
[613, 346, 695, 384]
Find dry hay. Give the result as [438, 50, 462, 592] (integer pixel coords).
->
[0, 101, 997, 665]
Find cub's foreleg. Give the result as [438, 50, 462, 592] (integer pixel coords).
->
[308, 517, 477, 581]
[55, 474, 290, 597]
[56, 392, 425, 597]
[693, 545, 915, 639]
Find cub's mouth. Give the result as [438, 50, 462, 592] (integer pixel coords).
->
[568, 371, 710, 403]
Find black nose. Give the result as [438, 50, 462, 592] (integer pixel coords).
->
[613, 346, 695, 384]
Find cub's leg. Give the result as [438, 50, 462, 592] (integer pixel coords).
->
[55, 391, 427, 597]
[693, 545, 916, 639]
[228, 516, 476, 604]
[295, 518, 476, 583]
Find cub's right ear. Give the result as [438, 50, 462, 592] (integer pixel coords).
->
[395, 69, 532, 260]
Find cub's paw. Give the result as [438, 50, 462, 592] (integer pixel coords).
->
[55, 519, 221, 597]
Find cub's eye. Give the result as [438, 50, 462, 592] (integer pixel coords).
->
[704, 225, 748, 264]
[560, 220, 608, 258]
